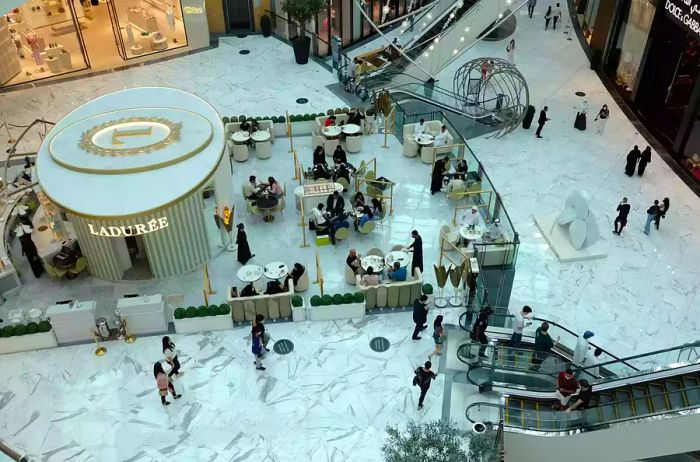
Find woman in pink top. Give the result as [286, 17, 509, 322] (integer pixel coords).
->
[266, 177, 284, 198]
[360, 266, 380, 286]
[154, 362, 181, 406]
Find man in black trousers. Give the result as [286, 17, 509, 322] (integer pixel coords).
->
[535, 106, 550, 138]
[613, 197, 631, 235]
[412, 295, 429, 340]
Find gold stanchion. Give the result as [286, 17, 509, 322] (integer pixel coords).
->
[299, 197, 310, 248]
[202, 264, 216, 305]
[123, 318, 136, 344]
[286, 110, 295, 153]
[312, 250, 324, 295]
[381, 108, 394, 149]
[92, 329, 107, 356]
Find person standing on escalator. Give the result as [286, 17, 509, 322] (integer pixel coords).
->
[530, 322, 559, 371]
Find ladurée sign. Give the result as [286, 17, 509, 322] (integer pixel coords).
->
[666, 0, 700, 37]
[88, 217, 169, 237]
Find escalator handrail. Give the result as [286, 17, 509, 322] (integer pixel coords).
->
[456, 341, 564, 374]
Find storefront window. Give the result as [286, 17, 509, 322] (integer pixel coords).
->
[607, 0, 655, 97]
[2, 0, 188, 88]
[582, 0, 599, 43]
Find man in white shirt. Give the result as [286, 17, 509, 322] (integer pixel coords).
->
[486, 218, 503, 242]
[447, 177, 466, 194]
[584, 347, 603, 378]
[573, 331, 594, 366]
[414, 118, 426, 136]
[509, 306, 533, 348]
[311, 203, 328, 227]
[461, 206, 481, 228]
[552, 2, 562, 29]
[434, 125, 449, 147]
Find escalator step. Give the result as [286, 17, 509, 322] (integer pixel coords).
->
[682, 376, 700, 405]
[648, 383, 670, 411]
[665, 380, 688, 408]
[631, 387, 652, 416]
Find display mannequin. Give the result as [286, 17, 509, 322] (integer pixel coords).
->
[166, 4, 175, 30]
[126, 24, 135, 46]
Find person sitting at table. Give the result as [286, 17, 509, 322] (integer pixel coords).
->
[333, 145, 348, 165]
[387, 262, 407, 281]
[244, 175, 261, 202]
[434, 125, 449, 147]
[462, 206, 481, 229]
[284, 263, 305, 289]
[240, 282, 258, 297]
[241, 120, 251, 132]
[355, 206, 376, 231]
[360, 266, 381, 286]
[326, 191, 345, 217]
[313, 146, 327, 166]
[414, 118, 427, 136]
[265, 177, 284, 198]
[313, 163, 331, 180]
[311, 203, 337, 244]
[250, 120, 260, 133]
[371, 198, 383, 217]
[353, 191, 366, 208]
[347, 108, 366, 127]
[324, 115, 337, 127]
[430, 157, 449, 195]
[335, 163, 351, 185]
[264, 280, 285, 295]
[455, 160, 468, 180]
[346, 249, 362, 274]
[485, 218, 503, 242]
[447, 176, 466, 194]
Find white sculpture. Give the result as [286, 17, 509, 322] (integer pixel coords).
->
[555, 191, 600, 250]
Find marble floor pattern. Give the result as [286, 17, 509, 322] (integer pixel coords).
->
[0, 2, 699, 460]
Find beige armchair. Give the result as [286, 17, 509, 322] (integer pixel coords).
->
[324, 139, 339, 156]
[233, 143, 249, 162]
[259, 120, 275, 143]
[346, 136, 362, 153]
[256, 141, 272, 159]
[294, 270, 309, 292]
[228, 279, 294, 322]
[356, 268, 423, 309]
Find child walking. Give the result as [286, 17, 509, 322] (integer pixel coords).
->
[154, 362, 181, 405]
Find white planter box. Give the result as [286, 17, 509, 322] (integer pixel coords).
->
[273, 120, 317, 137]
[173, 314, 234, 334]
[0, 330, 58, 355]
[292, 305, 306, 322]
[307, 302, 365, 322]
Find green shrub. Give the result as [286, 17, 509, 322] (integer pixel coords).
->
[303, 113, 311, 121]
[255, 116, 262, 121]
[222, 116, 230, 124]
[321, 294, 333, 306]
[422, 283, 434, 295]
[239, 115, 246, 123]
[174, 308, 186, 319]
[26, 322, 39, 334]
[326, 109, 334, 116]
[332, 294, 344, 305]
[343, 293, 354, 304]
[353, 292, 365, 303]
[218, 303, 231, 315]
[310, 295, 322, 307]
[1, 326, 15, 337]
[230, 116, 238, 122]
[14, 324, 27, 336]
[196, 305, 209, 317]
[38, 321, 51, 333]
[185, 306, 197, 318]
[271, 116, 279, 123]
[292, 295, 303, 307]
[278, 115, 286, 123]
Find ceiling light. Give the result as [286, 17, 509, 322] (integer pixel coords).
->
[434, 37, 439, 43]
[424, 52, 429, 57]
[453, 49, 458, 54]
[460, 36, 465, 42]
[429, 45, 434, 50]
[464, 26, 470, 32]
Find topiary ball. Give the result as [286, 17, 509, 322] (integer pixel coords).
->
[422, 283, 434, 295]
[271, 116, 279, 123]
[278, 115, 286, 123]
[219, 303, 231, 315]
[197, 305, 209, 317]
[239, 115, 246, 123]
[332, 294, 344, 305]
[353, 292, 365, 303]
[222, 116, 230, 124]
[38, 321, 51, 333]
[292, 295, 303, 307]
[26, 322, 39, 334]
[310, 295, 322, 307]
[321, 294, 333, 306]
[14, 324, 27, 336]
[343, 293, 354, 304]
[326, 109, 334, 116]
[186, 306, 197, 318]
[1, 325, 15, 337]
[174, 308, 186, 319]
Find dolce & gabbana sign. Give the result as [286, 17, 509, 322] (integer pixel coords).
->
[666, 0, 700, 37]
[88, 217, 169, 237]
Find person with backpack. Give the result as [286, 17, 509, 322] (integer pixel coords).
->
[472, 305, 494, 358]
[413, 360, 437, 410]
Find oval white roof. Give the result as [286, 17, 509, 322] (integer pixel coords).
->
[36, 87, 224, 218]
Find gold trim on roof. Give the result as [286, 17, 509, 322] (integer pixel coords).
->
[79, 117, 182, 156]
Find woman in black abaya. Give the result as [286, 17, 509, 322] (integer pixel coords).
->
[236, 223, 254, 265]
[430, 157, 448, 195]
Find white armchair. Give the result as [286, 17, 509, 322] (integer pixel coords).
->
[232, 143, 249, 162]
[403, 140, 418, 158]
[421, 146, 435, 164]
[324, 139, 339, 156]
[346, 136, 362, 153]
[259, 120, 275, 143]
[256, 141, 272, 159]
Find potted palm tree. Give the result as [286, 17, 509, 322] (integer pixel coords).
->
[281, 0, 326, 64]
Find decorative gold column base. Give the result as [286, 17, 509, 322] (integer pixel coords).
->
[95, 346, 107, 356]
[125, 335, 136, 344]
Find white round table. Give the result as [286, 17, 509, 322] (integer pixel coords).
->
[231, 131, 251, 144]
[263, 261, 288, 280]
[237, 264, 263, 283]
[361, 255, 386, 272]
[322, 126, 342, 138]
[385, 250, 410, 267]
[342, 124, 361, 135]
[459, 225, 484, 241]
[415, 134, 435, 145]
[251, 130, 271, 142]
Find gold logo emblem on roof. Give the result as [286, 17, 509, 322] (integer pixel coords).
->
[79, 117, 182, 156]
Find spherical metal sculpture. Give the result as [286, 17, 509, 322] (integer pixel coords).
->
[452, 57, 529, 138]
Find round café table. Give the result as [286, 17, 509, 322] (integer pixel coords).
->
[263, 261, 288, 280]
[237, 264, 263, 283]
[231, 131, 251, 144]
[251, 130, 271, 142]
[342, 124, 361, 136]
[415, 133, 435, 146]
[256, 196, 279, 222]
[322, 126, 342, 139]
[459, 225, 484, 241]
[361, 255, 386, 272]
[385, 250, 410, 268]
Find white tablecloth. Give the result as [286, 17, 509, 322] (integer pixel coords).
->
[263, 262, 288, 279]
[238, 264, 263, 282]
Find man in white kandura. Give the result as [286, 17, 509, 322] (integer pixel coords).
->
[434, 125, 449, 147]
[462, 206, 481, 229]
[414, 118, 427, 136]
[486, 218, 503, 241]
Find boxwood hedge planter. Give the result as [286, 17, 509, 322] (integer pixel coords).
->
[173, 304, 233, 334]
[306, 292, 365, 322]
[0, 321, 57, 355]
[291, 295, 306, 322]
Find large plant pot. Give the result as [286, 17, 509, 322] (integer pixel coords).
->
[292, 304, 306, 322]
[292, 35, 311, 65]
[261, 15, 272, 37]
[173, 314, 234, 334]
